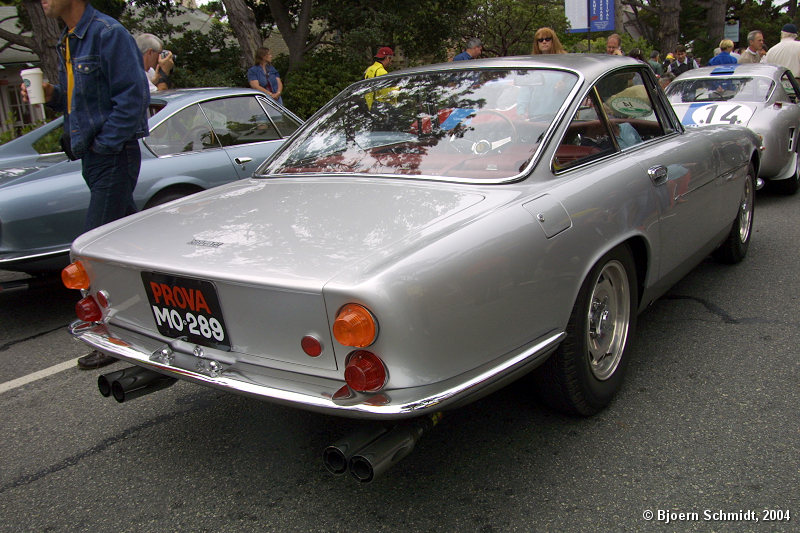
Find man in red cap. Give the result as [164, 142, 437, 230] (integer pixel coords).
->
[364, 46, 394, 78]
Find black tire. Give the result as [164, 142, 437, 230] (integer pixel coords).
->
[712, 164, 754, 264]
[144, 187, 202, 209]
[534, 245, 638, 416]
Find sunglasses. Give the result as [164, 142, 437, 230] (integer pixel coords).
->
[537, 37, 553, 43]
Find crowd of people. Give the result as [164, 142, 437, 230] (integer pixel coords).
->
[362, 24, 800, 88]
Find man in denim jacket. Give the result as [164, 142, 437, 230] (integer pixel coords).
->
[23, 0, 149, 369]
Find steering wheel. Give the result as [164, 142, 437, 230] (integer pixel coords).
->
[448, 110, 518, 155]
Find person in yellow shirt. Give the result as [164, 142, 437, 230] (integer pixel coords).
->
[364, 47, 394, 78]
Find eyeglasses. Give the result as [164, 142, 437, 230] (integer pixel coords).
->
[537, 37, 553, 43]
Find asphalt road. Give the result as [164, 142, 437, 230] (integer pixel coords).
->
[1, 188, 798, 532]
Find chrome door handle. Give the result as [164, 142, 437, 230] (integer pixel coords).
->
[648, 165, 668, 185]
[235, 157, 253, 165]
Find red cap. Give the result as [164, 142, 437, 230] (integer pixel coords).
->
[376, 47, 394, 59]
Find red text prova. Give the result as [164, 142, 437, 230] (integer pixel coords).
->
[149, 282, 212, 314]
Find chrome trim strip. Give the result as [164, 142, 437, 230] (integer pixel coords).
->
[0, 247, 69, 264]
[69, 320, 564, 419]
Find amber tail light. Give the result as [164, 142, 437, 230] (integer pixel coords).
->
[332, 304, 377, 347]
[62, 261, 90, 290]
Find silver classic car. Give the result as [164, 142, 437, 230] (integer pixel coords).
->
[0, 88, 301, 274]
[65, 56, 759, 481]
[666, 63, 800, 194]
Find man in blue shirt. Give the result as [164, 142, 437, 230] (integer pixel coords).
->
[22, 0, 149, 369]
[453, 38, 483, 61]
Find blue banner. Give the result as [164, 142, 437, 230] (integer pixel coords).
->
[590, 0, 614, 32]
[566, 0, 615, 33]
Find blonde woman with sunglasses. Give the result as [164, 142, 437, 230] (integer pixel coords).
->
[532, 27, 566, 54]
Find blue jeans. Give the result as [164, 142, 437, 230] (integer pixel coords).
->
[81, 140, 141, 232]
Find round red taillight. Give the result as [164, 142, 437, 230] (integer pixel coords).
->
[76, 296, 102, 322]
[301, 335, 322, 357]
[333, 304, 377, 347]
[344, 350, 386, 392]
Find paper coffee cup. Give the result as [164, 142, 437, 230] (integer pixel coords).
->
[21, 68, 45, 105]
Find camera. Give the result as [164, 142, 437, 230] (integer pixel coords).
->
[160, 50, 175, 61]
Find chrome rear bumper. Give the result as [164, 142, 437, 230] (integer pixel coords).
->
[69, 320, 564, 419]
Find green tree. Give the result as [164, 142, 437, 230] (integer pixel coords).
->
[319, 0, 470, 62]
[280, 49, 364, 118]
[622, 0, 787, 61]
[119, 1, 246, 88]
[169, 24, 245, 89]
[460, 0, 569, 57]
[728, 0, 790, 49]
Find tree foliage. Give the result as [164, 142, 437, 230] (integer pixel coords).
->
[461, 0, 569, 57]
[314, 0, 470, 63]
[621, 0, 793, 61]
[5, 0, 797, 122]
[724, 0, 790, 49]
[279, 49, 365, 118]
[121, 2, 244, 88]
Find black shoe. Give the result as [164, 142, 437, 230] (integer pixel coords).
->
[77, 351, 117, 370]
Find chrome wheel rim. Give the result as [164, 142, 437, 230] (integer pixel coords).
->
[586, 260, 630, 381]
[738, 174, 754, 244]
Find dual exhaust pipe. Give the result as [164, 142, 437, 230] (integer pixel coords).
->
[98, 365, 176, 403]
[99, 365, 437, 482]
[323, 412, 443, 483]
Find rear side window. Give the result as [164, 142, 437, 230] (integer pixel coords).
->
[553, 91, 616, 170]
[260, 98, 301, 137]
[554, 69, 665, 171]
[145, 104, 220, 156]
[201, 96, 282, 146]
[595, 70, 664, 147]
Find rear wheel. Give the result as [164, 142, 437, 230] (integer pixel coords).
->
[713, 164, 754, 264]
[534, 245, 637, 416]
[144, 186, 202, 209]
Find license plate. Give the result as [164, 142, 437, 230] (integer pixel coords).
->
[141, 272, 231, 351]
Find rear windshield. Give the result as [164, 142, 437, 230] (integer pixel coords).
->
[665, 76, 774, 103]
[263, 68, 578, 180]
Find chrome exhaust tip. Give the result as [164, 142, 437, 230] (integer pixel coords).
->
[99, 365, 176, 403]
[323, 413, 443, 483]
[323, 426, 388, 475]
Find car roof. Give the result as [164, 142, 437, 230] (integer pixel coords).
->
[150, 87, 267, 109]
[673, 63, 786, 81]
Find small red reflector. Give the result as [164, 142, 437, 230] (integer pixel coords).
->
[96, 290, 109, 308]
[344, 350, 386, 392]
[76, 296, 102, 322]
[301, 335, 322, 357]
[62, 261, 90, 290]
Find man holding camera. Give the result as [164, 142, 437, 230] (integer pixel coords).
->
[21, 0, 149, 369]
[135, 33, 175, 92]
